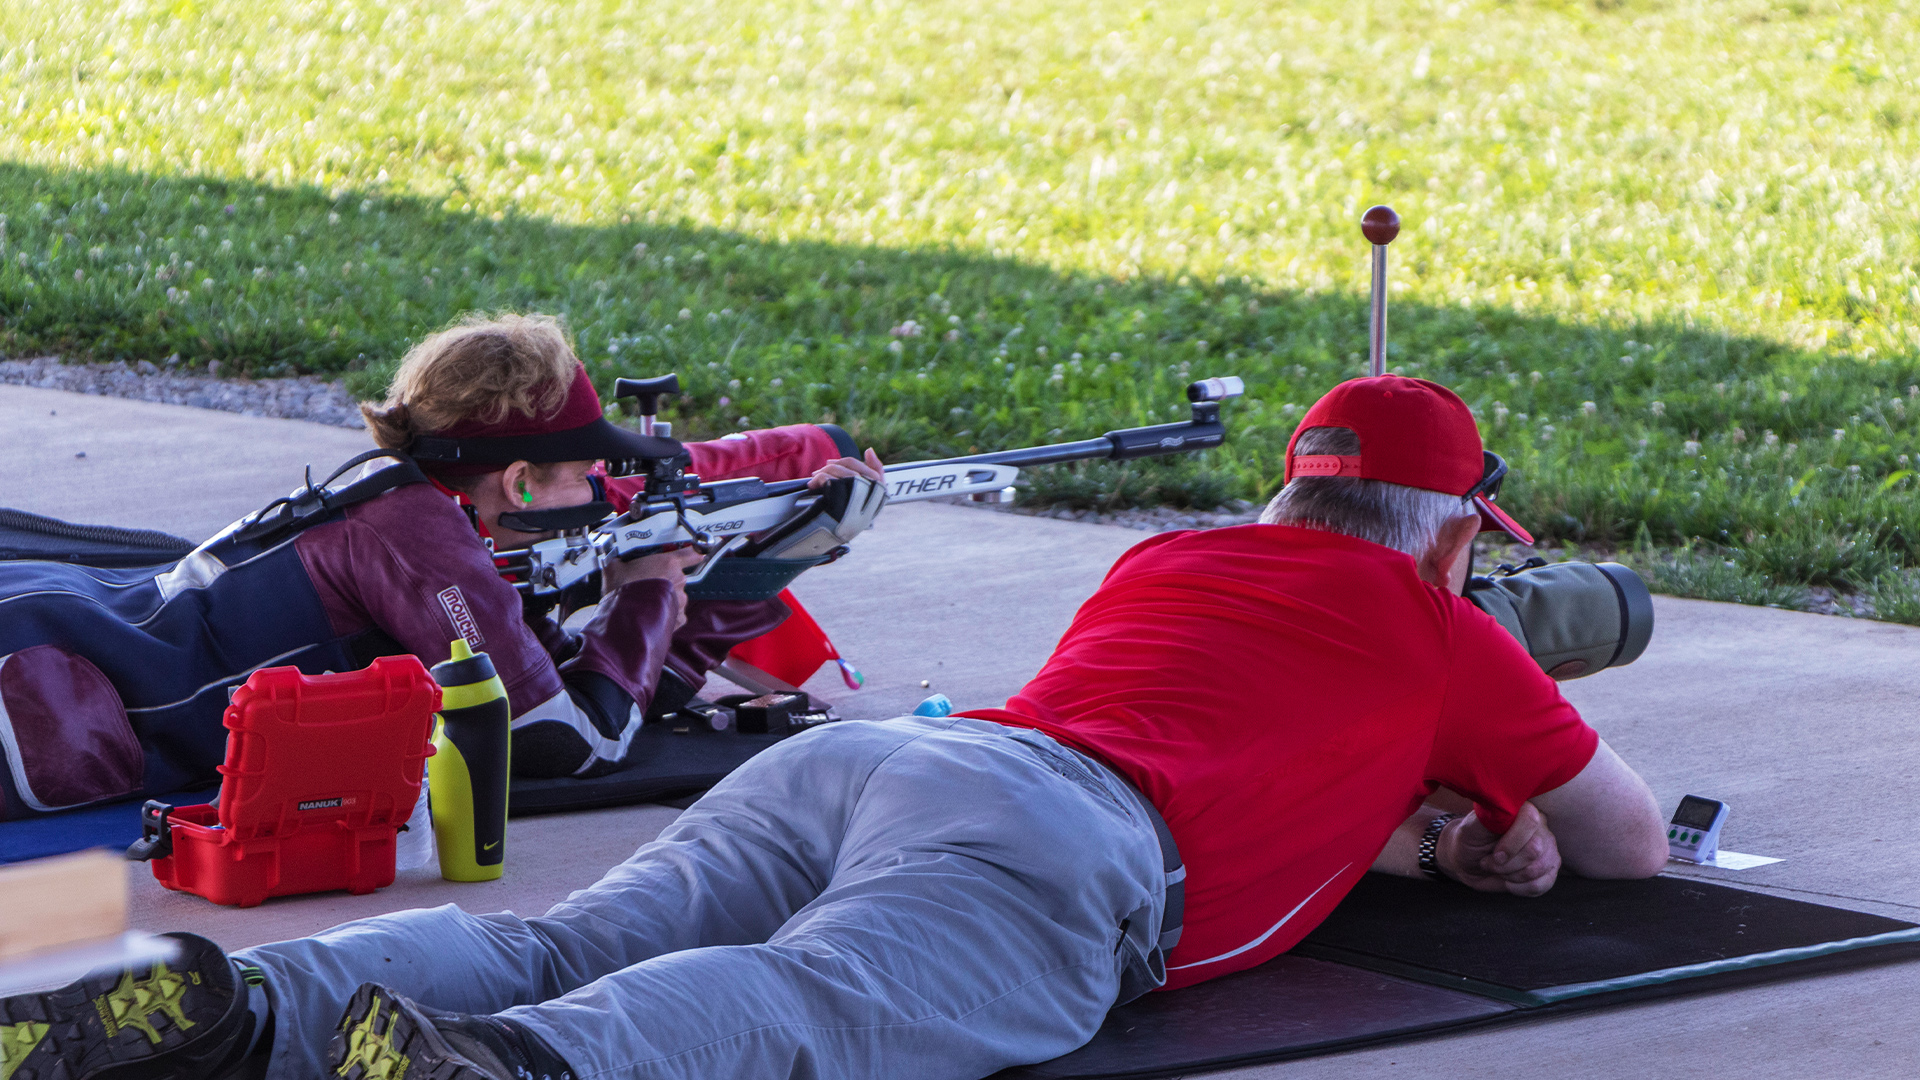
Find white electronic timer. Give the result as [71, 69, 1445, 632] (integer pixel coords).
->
[1667, 794, 1729, 864]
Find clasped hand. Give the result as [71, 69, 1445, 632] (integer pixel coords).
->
[1438, 803, 1562, 896]
[598, 546, 702, 630]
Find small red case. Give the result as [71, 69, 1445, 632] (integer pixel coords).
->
[147, 656, 441, 908]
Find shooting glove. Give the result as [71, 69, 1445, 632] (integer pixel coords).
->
[741, 473, 888, 560]
[683, 475, 887, 602]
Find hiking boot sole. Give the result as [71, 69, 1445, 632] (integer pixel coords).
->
[0, 933, 242, 1080]
[329, 984, 498, 1080]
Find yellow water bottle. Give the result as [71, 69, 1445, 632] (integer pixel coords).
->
[428, 639, 511, 881]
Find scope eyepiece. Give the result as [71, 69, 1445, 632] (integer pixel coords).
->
[1187, 376, 1245, 403]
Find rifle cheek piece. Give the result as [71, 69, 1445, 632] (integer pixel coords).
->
[495, 502, 617, 534]
[1465, 560, 1655, 680]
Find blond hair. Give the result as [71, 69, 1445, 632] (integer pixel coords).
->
[361, 312, 580, 449]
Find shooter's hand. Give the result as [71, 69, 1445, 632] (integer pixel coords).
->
[807, 448, 885, 489]
[602, 545, 703, 630]
[743, 448, 886, 560]
[1439, 803, 1562, 897]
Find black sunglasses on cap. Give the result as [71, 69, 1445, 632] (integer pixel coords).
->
[1466, 451, 1508, 502]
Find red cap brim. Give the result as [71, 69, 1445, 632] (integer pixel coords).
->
[1475, 494, 1534, 546]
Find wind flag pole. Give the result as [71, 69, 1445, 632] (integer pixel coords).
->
[1361, 205, 1400, 376]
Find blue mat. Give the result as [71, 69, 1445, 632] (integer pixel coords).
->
[1, 723, 782, 864]
[0, 787, 219, 865]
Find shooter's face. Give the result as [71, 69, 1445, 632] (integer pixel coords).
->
[481, 459, 602, 550]
[523, 460, 599, 515]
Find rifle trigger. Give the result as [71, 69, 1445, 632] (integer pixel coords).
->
[684, 535, 749, 585]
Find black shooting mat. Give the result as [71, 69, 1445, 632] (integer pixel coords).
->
[508, 719, 788, 815]
[1294, 873, 1920, 1003]
[999, 874, 1920, 1080]
[1002, 955, 1515, 1080]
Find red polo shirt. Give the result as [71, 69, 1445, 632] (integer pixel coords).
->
[964, 524, 1598, 990]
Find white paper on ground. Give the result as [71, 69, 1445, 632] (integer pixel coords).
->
[1671, 849, 1783, 870]
[1707, 849, 1783, 869]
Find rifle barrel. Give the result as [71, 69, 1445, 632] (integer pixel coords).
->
[893, 437, 1116, 473]
[510, 386, 1236, 595]
[887, 408, 1228, 476]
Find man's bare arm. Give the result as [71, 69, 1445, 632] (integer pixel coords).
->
[1371, 805, 1451, 879]
[1529, 737, 1668, 879]
[1374, 736, 1663, 889]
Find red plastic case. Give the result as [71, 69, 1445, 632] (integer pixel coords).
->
[148, 656, 441, 907]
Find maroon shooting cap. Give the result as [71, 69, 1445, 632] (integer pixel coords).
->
[405, 362, 680, 475]
[1284, 375, 1533, 544]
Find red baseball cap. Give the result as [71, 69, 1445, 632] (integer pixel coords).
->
[406, 362, 680, 475]
[1284, 375, 1532, 544]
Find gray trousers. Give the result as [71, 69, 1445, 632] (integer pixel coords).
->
[236, 716, 1168, 1080]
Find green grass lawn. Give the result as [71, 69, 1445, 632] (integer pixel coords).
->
[2, 0, 1918, 608]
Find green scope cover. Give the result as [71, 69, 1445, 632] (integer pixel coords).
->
[1464, 561, 1654, 681]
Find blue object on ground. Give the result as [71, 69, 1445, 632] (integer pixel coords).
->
[0, 786, 219, 864]
[912, 693, 954, 717]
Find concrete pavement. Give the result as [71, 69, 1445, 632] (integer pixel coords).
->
[3, 383, 1918, 1077]
[0, 384, 372, 539]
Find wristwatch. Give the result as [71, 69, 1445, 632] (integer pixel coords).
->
[1418, 813, 1455, 883]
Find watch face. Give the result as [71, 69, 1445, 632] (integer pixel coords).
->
[1672, 795, 1723, 831]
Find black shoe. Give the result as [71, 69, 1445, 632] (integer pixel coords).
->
[330, 984, 574, 1080]
[0, 932, 252, 1080]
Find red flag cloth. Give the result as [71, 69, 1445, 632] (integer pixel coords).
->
[728, 590, 851, 689]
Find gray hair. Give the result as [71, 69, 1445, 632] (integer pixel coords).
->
[1261, 427, 1477, 557]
